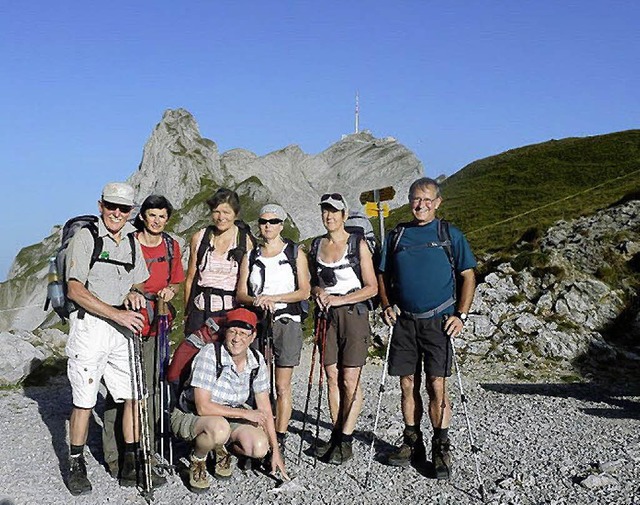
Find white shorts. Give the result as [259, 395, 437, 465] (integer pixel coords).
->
[66, 312, 142, 408]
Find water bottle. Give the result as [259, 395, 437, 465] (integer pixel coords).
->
[47, 257, 65, 309]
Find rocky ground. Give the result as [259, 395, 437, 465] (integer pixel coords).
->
[1, 344, 639, 505]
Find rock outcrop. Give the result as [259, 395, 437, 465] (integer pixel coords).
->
[458, 199, 640, 379]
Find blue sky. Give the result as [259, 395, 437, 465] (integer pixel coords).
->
[1, 1, 638, 280]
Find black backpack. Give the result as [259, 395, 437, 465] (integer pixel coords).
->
[247, 238, 309, 320]
[185, 220, 257, 316]
[309, 211, 379, 310]
[44, 215, 137, 321]
[387, 218, 459, 302]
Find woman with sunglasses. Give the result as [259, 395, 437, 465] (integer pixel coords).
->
[308, 193, 378, 465]
[184, 188, 255, 335]
[237, 204, 311, 456]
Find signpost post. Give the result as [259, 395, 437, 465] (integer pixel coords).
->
[360, 186, 395, 248]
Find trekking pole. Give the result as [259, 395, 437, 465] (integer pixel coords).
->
[297, 312, 321, 464]
[451, 338, 486, 501]
[364, 324, 394, 488]
[266, 311, 276, 410]
[129, 330, 154, 500]
[156, 298, 173, 471]
[313, 311, 328, 467]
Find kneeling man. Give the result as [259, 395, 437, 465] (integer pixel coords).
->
[171, 308, 288, 492]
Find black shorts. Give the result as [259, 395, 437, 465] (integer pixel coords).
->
[388, 315, 452, 378]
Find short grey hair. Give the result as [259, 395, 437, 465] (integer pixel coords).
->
[408, 177, 441, 200]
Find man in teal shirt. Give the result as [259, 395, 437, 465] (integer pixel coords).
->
[378, 177, 476, 479]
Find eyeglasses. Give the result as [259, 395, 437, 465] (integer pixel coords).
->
[410, 196, 438, 206]
[258, 218, 283, 225]
[320, 193, 344, 202]
[102, 200, 133, 213]
[227, 327, 254, 338]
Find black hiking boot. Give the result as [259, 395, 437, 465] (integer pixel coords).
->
[432, 437, 452, 480]
[327, 440, 353, 465]
[67, 455, 92, 496]
[119, 451, 167, 488]
[387, 428, 425, 467]
[310, 436, 337, 459]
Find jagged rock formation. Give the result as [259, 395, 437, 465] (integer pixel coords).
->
[128, 108, 222, 208]
[0, 109, 424, 333]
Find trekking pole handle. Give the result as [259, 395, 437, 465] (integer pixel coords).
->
[157, 297, 168, 316]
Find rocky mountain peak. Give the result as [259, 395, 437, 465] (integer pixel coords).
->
[127, 108, 222, 209]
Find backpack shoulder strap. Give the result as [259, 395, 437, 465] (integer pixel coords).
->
[249, 347, 260, 389]
[214, 341, 223, 379]
[196, 226, 216, 268]
[437, 219, 454, 268]
[162, 232, 175, 283]
[283, 239, 299, 290]
[309, 237, 322, 267]
[389, 223, 408, 254]
[87, 222, 102, 269]
[346, 232, 363, 280]
[437, 218, 458, 302]
[127, 232, 137, 272]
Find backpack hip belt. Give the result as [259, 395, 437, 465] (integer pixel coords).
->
[399, 297, 455, 320]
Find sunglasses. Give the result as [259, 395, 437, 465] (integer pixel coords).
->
[320, 193, 344, 202]
[102, 200, 133, 213]
[258, 218, 283, 225]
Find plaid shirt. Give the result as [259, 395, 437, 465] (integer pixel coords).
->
[182, 343, 269, 411]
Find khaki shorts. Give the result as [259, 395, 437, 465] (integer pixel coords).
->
[321, 304, 370, 368]
[170, 406, 257, 442]
[66, 312, 140, 408]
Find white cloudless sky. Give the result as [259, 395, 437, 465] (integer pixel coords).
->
[0, 1, 638, 279]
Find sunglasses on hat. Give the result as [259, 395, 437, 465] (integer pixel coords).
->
[320, 193, 345, 202]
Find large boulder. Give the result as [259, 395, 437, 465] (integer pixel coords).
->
[0, 332, 49, 386]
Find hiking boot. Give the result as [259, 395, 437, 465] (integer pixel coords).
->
[214, 445, 233, 479]
[327, 440, 353, 465]
[432, 437, 452, 480]
[119, 451, 167, 488]
[310, 436, 337, 459]
[67, 455, 92, 496]
[387, 429, 425, 467]
[189, 453, 211, 493]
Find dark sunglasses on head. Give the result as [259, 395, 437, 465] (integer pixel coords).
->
[320, 193, 344, 202]
[102, 200, 133, 213]
[258, 218, 283, 225]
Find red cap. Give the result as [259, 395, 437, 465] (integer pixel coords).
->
[225, 308, 258, 331]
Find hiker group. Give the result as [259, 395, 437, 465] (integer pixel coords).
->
[55, 176, 477, 497]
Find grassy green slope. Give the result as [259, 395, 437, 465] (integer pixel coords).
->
[379, 130, 640, 256]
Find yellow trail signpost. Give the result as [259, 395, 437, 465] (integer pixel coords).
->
[360, 186, 395, 247]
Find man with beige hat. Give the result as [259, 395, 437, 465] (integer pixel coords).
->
[64, 182, 155, 495]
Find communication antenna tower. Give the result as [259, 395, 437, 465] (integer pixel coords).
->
[355, 91, 360, 134]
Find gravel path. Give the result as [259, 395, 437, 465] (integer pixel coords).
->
[1, 344, 639, 505]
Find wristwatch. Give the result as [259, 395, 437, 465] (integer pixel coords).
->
[455, 311, 468, 323]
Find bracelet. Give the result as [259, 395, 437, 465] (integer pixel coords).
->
[129, 287, 144, 296]
[382, 305, 392, 312]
